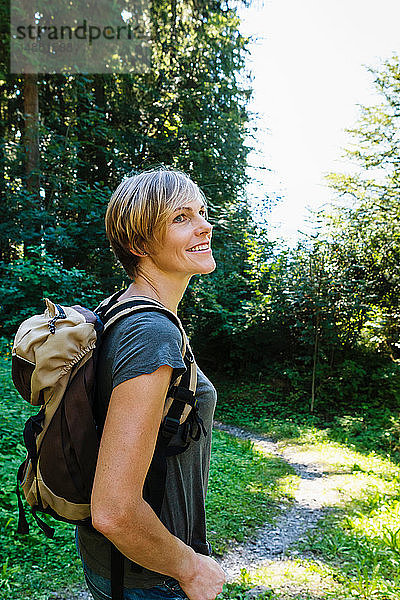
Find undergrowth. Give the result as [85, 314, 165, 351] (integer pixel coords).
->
[212, 365, 400, 463]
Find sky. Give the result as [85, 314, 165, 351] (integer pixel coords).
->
[238, 0, 400, 243]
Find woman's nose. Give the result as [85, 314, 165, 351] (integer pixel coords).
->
[197, 215, 213, 235]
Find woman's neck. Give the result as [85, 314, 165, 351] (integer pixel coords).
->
[122, 271, 191, 315]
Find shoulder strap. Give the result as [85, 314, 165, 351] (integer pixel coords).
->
[102, 296, 183, 335]
[99, 296, 188, 356]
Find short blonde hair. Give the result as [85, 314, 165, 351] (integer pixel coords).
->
[105, 168, 207, 279]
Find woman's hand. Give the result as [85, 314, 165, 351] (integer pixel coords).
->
[178, 554, 226, 600]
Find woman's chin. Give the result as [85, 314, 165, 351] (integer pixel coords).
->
[199, 258, 216, 274]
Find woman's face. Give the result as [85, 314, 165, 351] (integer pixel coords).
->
[150, 196, 215, 278]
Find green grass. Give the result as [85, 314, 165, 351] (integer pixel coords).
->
[288, 440, 400, 599]
[296, 482, 400, 599]
[219, 560, 346, 600]
[0, 353, 295, 599]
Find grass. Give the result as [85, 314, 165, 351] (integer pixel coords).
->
[0, 351, 295, 599]
[296, 482, 400, 599]
[219, 559, 346, 600]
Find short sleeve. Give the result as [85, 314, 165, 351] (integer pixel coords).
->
[111, 311, 186, 389]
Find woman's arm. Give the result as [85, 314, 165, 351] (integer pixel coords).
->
[91, 364, 225, 600]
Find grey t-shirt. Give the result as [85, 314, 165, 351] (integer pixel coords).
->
[77, 310, 217, 588]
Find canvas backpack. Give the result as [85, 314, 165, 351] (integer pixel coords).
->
[12, 291, 205, 599]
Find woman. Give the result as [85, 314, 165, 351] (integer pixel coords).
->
[76, 168, 226, 600]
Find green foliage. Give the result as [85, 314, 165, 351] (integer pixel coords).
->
[187, 54, 400, 406]
[1, 0, 254, 339]
[0, 247, 103, 334]
[213, 355, 400, 461]
[325, 54, 400, 355]
[220, 574, 275, 600]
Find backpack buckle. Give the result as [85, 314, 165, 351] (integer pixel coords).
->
[162, 416, 180, 437]
[170, 385, 196, 406]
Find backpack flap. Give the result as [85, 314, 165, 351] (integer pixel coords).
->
[12, 298, 99, 406]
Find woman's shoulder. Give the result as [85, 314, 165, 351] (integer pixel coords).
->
[104, 309, 183, 354]
[104, 310, 186, 387]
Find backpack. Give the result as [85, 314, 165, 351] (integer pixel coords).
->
[11, 291, 205, 599]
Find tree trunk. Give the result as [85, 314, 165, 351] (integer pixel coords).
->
[0, 82, 9, 262]
[94, 74, 107, 179]
[310, 316, 320, 414]
[24, 74, 40, 194]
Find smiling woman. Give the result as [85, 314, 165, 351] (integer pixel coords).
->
[76, 168, 225, 600]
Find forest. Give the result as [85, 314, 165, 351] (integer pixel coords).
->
[1, 0, 400, 598]
[1, 0, 399, 437]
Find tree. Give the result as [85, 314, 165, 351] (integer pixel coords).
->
[325, 54, 400, 356]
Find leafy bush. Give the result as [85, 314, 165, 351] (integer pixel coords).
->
[0, 247, 104, 336]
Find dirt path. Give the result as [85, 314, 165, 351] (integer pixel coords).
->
[61, 422, 339, 599]
[213, 421, 339, 580]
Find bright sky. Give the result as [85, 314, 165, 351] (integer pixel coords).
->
[238, 0, 400, 243]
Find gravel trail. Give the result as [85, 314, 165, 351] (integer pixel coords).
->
[213, 421, 337, 580]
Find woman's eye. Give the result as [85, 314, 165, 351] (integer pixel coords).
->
[173, 214, 186, 223]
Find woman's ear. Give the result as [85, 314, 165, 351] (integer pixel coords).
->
[128, 247, 147, 257]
